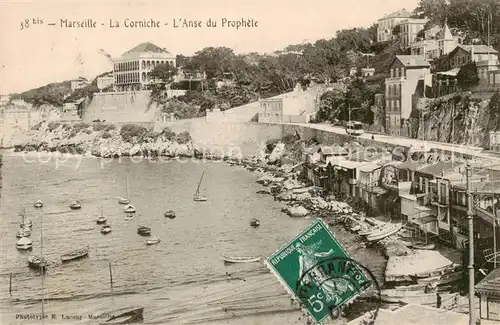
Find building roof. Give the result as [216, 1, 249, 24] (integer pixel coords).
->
[454, 44, 499, 55]
[394, 55, 431, 68]
[476, 268, 500, 297]
[439, 22, 454, 40]
[396, 160, 428, 172]
[379, 9, 411, 20]
[453, 180, 500, 194]
[417, 161, 460, 177]
[346, 304, 468, 325]
[122, 42, 171, 56]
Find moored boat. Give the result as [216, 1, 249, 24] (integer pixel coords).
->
[96, 205, 107, 224]
[358, 223, 392, 236]
[193, 171, 207, 201]
[381, 289, 457, 306]
[366, 224, 402, 242]
[164, 209, 176, 219]
[16, 237, 33, 250]
[117, 197, 130, 205]
[28, 256, 47, 270]
[20, 207, 33, 228]
[123, 204, 136, 213]
[101, 225, 112, 234]
[33, 200, 43, 208]
[249, 218, 260, 227]
[145, 236, 160, 245]
[137, 225, 151, 236]
[99, 307, 144, 325]
[125, 214, 135, 221]
[416, 264, 463, 286]
[70, 200, 82, 210]
[16, 227, 32, 238]
[223, 255, 261, 263]
[61, 246, 89, 262]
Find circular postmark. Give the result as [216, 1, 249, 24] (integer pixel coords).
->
[295, 256, 381, 324]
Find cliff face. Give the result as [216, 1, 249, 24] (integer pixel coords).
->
[412, 93, 499, 149]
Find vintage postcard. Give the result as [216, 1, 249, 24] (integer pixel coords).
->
[1, 0, 499, 324]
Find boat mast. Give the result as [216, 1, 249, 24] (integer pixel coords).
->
[40, 209, 45, 324]
[196, 172, 204, 195]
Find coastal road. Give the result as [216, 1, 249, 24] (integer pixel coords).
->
[284, 122, 500, 162]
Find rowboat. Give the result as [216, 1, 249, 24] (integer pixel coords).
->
[146, 236, 160, 245]
[223, 256, 261, 263]
[416, 264, 463, 286]
[117, 197, 130, 205]
[411, 242, 436, 250]
[61, 246, 89, 262]
[381, 289, 457, 306]
[123, 204, 136, 213]
[137, 226, 151, 236]
[16, 237, 33, 250]
[16, 227, 32, 238]
[125, 214, 135, 221]
[249, 218, 260, 227]
[193, 171, 207, 202]
[101, 225, 112, 234]
[358, 223, 392, 236]
[28, 256, 47, 270]
[99, 307, 144, 325]
[33, 200, 43, 208]
[366, 224, 402, 242]
[164, 209, 176, 219]
[70, 200, 82, 210]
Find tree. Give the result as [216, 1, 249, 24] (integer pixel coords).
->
[150, 63, 177, 84]
[189, 47, 236, 79]
[456, 62, 479, 88]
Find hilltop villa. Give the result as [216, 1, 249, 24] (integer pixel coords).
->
[113, 42, 176, 92]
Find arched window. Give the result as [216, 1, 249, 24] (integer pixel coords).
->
[169, 61, 174, 67]
[147, 61, 151, 70]
[142, 72, 146, 82]
[141, 61, 145, 69]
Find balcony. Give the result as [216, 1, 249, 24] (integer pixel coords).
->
[385, 76, 406, 82]
[430, 194, 448, 207]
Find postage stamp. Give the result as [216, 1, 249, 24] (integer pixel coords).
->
[266, 219, 372, 324]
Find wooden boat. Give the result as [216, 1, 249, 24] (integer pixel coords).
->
[249, 218, 260, 227]
[416, 264, 463, 286]
[28, 256, 47, 270]
[33, 200, 43, 208]
[118, 169, 132, 205]
[16, 237, 33, 250]
[123, 204, 136, 213]
[101, 225, 112, 234]
[117, 197, 129, 205]
[193, 171, 207, 202]
[358, 223, 392, 236]
[366, 224, 402, 242]
[137, 226, 151, 236]
[164, 209, 176, 219]
[124, 214, 135, 221]
[223, 256, 261, 263]
[96, 206, 107, 224]
[16, 226, 32, 238]
[146, 236, 160, 245]
[381, 289, 457, 306]
[99, 307, 144, 325]
[61, 246, 89, 262]
[20, 208, 33, 228]
[70, 200, 82, 210]
[411, 242, 436, 250]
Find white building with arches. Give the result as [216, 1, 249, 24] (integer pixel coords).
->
[113, 42, 176, 92]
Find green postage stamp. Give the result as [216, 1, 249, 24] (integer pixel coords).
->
[266, 219, 372, 324]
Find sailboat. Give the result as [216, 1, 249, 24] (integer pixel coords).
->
[20, 207, 33, 228]
[122, 170, 136, 213]
[193, 171, 207, 202]
[117, 170, 131, 205]
[96, 205, 108, 224]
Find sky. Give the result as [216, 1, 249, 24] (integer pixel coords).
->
[0, 0, 419, 94]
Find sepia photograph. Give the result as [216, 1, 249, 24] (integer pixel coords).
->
[1, 0, 500, 324]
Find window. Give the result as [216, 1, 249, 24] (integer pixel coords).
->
[396, 100, 400, 109]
